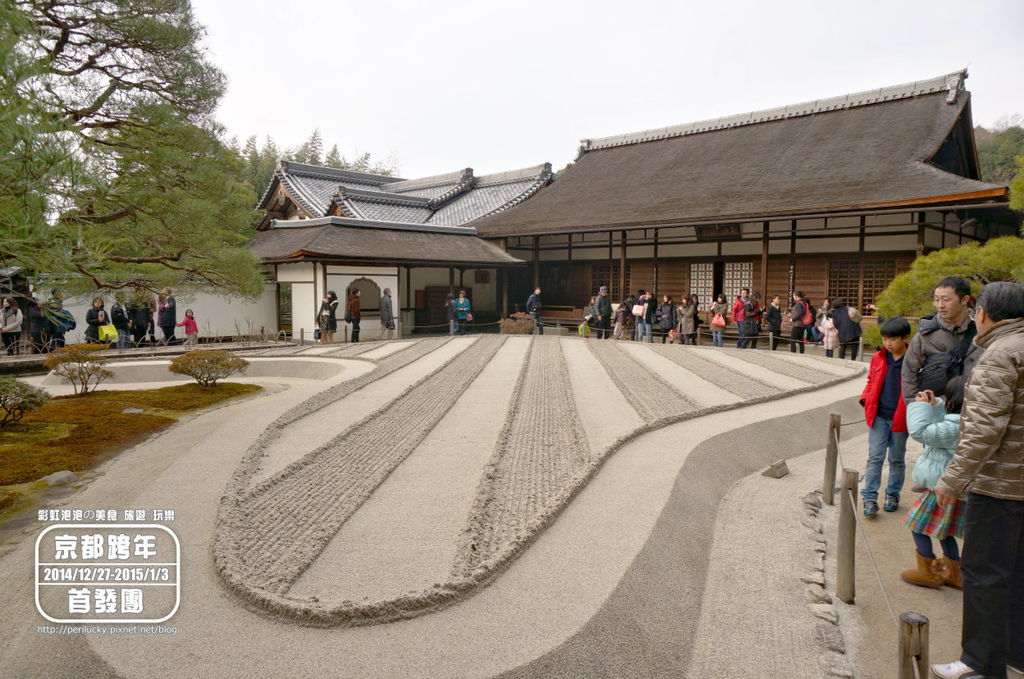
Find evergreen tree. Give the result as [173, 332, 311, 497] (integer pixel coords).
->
[324, 144, 344, 168]
[1, 0, 264, 298]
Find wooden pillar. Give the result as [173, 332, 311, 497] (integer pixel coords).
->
[760, 221, 769, 296]
[567, 233, 573, 262]
[653, 228, 659, 292]
[459, 267, 465, 289]
[448, 266, 454, 294]
[916, 212, 926, 258]
[500, 269, 508, 316]
[532, 236, 540, 289]
[789, 219, 797, 298]
[858, 215, 867, 313]
[619, 230, 627, 298]
[404, 265, 411, 337]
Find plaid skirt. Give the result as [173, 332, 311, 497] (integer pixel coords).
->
[902, 490, 965, 540]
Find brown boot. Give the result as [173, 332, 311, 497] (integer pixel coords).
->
[939, 557, 962, 590]
[900, 552, 945, 589]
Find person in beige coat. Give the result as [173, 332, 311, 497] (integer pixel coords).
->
[931, 281, 1024, 679]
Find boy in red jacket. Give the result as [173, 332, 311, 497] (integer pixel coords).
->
[859, 317, 912, 517]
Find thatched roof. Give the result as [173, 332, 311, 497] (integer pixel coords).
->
[472, 70, 1008, 237]
[249, 217, 523, 266]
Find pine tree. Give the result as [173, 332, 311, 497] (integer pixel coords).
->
[324, 144, 344, 168]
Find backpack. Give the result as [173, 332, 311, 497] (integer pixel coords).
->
[800, 301, 813, 326]
[916, 322, 976, 394]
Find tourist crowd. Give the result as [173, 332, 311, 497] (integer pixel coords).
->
[847, 275, 1022, 679]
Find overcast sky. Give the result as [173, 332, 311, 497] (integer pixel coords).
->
[191, 0, 1024, 179]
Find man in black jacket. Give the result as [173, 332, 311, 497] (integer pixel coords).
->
[764, 295, 783, 350]
[595, 286, 612, 339]
[901, 276, 981, 403]
[526, 288, 543, 335]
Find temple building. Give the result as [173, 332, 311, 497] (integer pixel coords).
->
[472, 69, 1018, 315]
[249, 69, 1018, 338]
[250, 162, 552, 337]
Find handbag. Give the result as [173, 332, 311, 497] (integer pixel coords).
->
[916, 325, 976, 394]
[314, 328, 321, 340]
[631, 303, 646, 317]
[466, 312, 474, 322]
[98, 323, 118, 341]
[711, 313, 726, 328]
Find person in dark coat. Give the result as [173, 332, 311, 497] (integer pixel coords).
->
[656, 295, 676, 343]
[594, 285, 612, 339]
[764, 295, 783, 350]
[317, 291, 339, 344]
[84, 297, 106, 344]
[526, 287, 543, 335]
[347, 289, 362, 342]
[789, 291, 813, 354]
[444, 293, 457, 335]
[744, 292, 764, 349]
[25, 297, 49, 353]
[830, 297, 863, 361]
[128, 291, 152, 347]
[157, 287, 176, 345]
[110, 292, 131, 349]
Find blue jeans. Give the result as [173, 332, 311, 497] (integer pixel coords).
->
[449, 319, 458, 335]
[532, 313, 543, 335]
[736, 322, 747, 348]
[635, 320, 652, 342]
[712, 330, 724, 347]
[116, 329, 131, 349]
[862, 416, 908, 502]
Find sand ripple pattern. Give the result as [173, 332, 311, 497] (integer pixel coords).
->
[217, 335, 505, 597]
[453, 336, 591, 579]
[586, 340, 696, 419]
[719, 348, 832, 384]
[645, 344, 777, 400]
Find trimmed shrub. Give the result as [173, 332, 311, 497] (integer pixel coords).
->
[42, 344, 113, 395]
[168, 350, 248, 387]
[499, 312, 536, 335]
[0, 378, 51, 426]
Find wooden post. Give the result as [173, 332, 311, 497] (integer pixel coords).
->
[532, 236, 540, 288]
[897, 612, 929, 679]
[299, 327, 304, 345]
[837, 468, 858, 604]
[822, 413, 841, 505]
[760, 221, 769, 297]
[619, 230, 627, 299]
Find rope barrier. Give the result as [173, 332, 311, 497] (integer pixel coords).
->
[847, 486, 900, 626]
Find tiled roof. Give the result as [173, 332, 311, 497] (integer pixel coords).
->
[473, 71, 1008, 237]
[249, 217, 523, 266]
[259, 160, 553, 228]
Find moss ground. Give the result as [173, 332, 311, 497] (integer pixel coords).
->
[0, 383, 262, 523]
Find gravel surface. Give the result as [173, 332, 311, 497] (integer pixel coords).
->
[454, 336, 591, 579]
[586, 340, 697, 419]
[216, 336, 504, 600]
[720, 347, 835, 384]
[644, 344, 777, 400]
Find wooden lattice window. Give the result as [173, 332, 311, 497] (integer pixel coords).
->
[828, 259, 860, 310]
[690, 263, 714, 310]
[861, 260, 896, 314]
[723, 262, 752, 301]
[592, 262, 629, 300]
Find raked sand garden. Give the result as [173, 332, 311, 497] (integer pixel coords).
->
[0, 336, 867, 678]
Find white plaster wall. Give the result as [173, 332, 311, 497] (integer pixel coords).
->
[720, 240, 762, 256]
[325, 266, 399, 340]
[57, 285, 277, 343]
